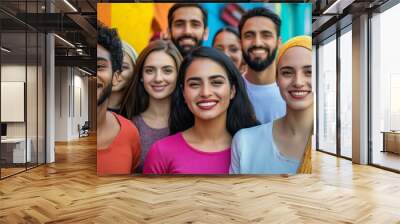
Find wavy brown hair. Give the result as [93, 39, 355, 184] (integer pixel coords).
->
[120, 40, 183, 119]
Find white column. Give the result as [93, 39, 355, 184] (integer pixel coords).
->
[46, 32, 55, 163]
[352, 14, 369, 164]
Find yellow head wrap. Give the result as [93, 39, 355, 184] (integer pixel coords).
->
[276, 35, 312, 67]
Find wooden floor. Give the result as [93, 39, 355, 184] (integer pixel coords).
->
[1, 167, 26, 178]
[1, 135, 400, 223]
[1, 163, 46, 178]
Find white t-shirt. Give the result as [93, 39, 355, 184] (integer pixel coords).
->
[244, 78, 286, 124]
[229, 121, 300, 174]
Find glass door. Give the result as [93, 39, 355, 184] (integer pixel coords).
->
[370, 3, 400, 171]
[1, 31, 28, 177]
[0, 0, 47, 179]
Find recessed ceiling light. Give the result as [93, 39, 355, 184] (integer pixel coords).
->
[63, 0, 78, 12]
[1, 47, 11, 53]
[322, 0, 354, 15]
[78, 67, 93, 76]
[54, 34, 75, 48]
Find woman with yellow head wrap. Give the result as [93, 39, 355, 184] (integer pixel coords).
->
[230, 35, 313, 174]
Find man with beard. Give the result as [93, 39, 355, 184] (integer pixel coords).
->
[239, 7, 286, 124]
[167, 3, 209, 56]
[97, 23, 140, 175]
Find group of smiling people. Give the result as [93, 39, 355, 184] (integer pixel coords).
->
[97, 4, 313, 175]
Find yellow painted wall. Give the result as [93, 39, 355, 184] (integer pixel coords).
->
[98, 3, 157, 53]
[110, 4, 154, 53]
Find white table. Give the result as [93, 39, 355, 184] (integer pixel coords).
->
[1, 138, 31, 163]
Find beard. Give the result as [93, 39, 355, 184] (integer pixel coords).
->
[172, 34, 203, 57]
[97, 82, 113, 106]
[243, 45, 278, 72]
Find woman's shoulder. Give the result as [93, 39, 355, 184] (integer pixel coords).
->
[151, 132, 184, 150]
[234, 121, 273, 141]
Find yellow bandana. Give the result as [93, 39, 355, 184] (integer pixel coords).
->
[276, 35, 312, 67]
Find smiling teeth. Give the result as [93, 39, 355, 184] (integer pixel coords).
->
[198, 102, 217, 107]
[291, 91, 308, 96]
[252, 49, 266, 54]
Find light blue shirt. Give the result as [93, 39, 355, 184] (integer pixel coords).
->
[245, 78, 286, 124]
[229, 122, 300, 174]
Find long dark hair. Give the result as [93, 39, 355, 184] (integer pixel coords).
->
[169, 47, 259, 136]
[120, 40, 183, 119]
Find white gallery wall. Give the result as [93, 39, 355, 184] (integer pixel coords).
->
[55, 66, 89, 141]
[1, 65, 40, 138]
[1, 63, 46, 164]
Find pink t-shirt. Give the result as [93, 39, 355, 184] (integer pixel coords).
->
[143, 132, 231, 174]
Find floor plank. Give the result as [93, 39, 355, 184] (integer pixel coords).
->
[0, 134, 399, 223]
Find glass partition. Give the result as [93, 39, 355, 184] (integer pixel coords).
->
[27, 31, 38, 170]
[0, 0, 46, 179]
[317, 35, 337, 155]
[339, 27, 352, 158]
[1, 31, 28, 177]
[371, 3, 400, 171]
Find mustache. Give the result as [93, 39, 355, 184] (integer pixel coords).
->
[176, 35, 199, 45]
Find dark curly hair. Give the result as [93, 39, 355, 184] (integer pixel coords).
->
[169, 47, 260, 136]
[97, 21, 123, 73]
[238, 7, 281, 38]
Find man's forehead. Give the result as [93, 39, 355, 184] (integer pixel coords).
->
[172, 7, 203, 22]
[97, 44, 111, 60]
[242, 16, 276, 32]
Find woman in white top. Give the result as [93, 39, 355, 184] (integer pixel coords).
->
[230, 36, 313, 174]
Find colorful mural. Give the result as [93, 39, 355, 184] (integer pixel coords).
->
[97, 3, 312, 54]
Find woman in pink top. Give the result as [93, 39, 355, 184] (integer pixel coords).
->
[143, 47, 259, 174]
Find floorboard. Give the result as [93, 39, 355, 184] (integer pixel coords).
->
[1, 134, 399, 223]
